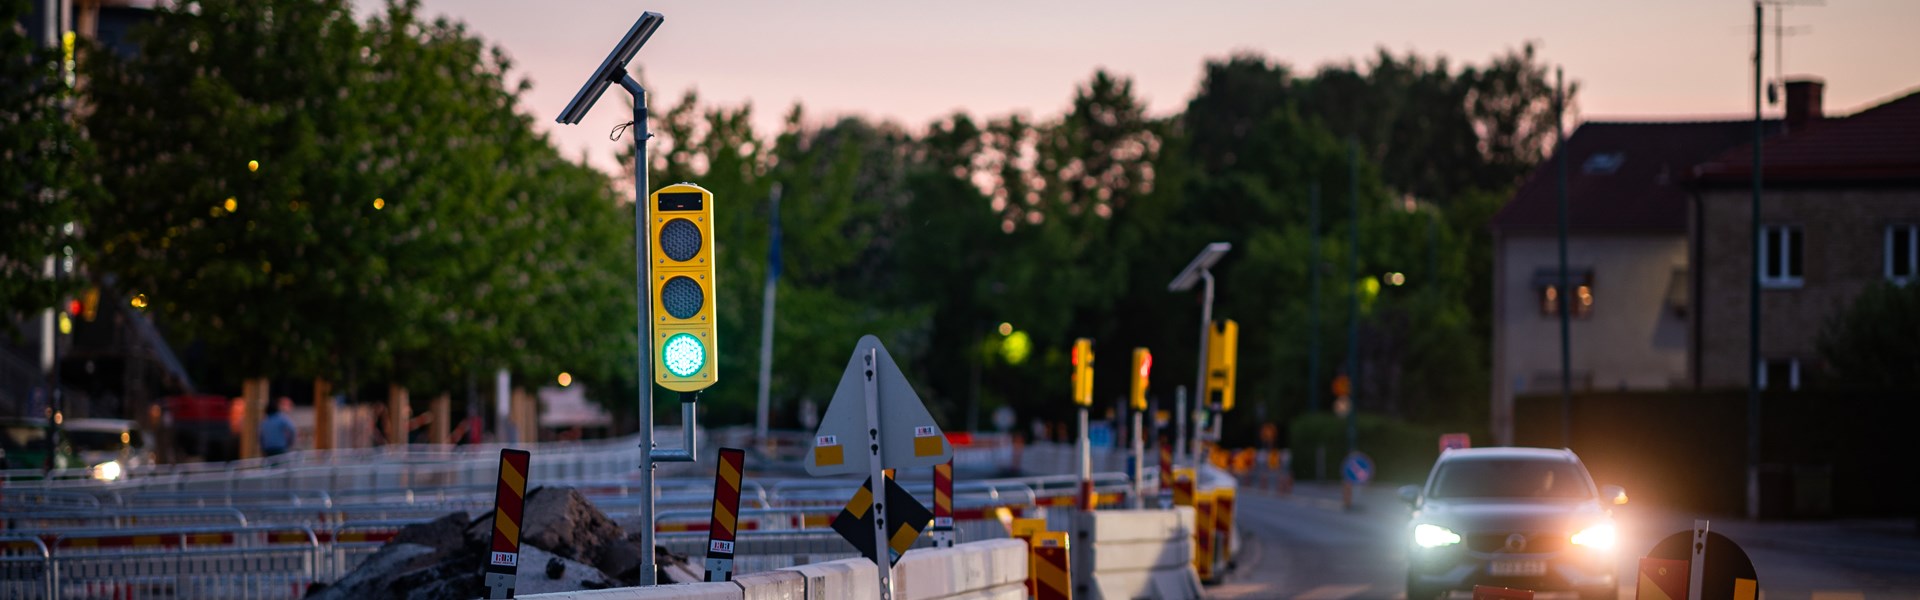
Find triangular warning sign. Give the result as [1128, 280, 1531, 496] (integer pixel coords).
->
[805, 335, 951, 476]
[829, 475, 933, 567]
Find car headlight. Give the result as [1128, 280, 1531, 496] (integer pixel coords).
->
[1413, 523, 1462, 548]
[91, 460, 122, 482]
[1571, 523, 1616, 550]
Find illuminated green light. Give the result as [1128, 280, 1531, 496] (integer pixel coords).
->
[662, 333, 706, 377]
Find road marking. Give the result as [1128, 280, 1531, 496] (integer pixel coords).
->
[1294, 584, 1371, 600]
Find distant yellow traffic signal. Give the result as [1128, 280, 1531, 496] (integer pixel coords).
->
[649, 183, 718, 392]
[1071, 338, 1094, 407]
[1130, 348, 1152, 412]
[1207, 320, 1238, 411]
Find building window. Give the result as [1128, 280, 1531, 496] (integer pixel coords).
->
[1758, 358, 1800, 391]
[1889, 224, 1917, 284]
[1532, 268, 1594, 318]
[1760, 225, 1804, 288]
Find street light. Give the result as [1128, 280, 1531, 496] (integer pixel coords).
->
[553, 10, 675, 587]
[1169, 242, 1230, 465]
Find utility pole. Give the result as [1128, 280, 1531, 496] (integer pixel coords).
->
[1555, 67, 1574, 449]
[1345, 140, 1359, 456]
[754, 184, 782, 455]
[1308, 182, 1321, 413]
[1748, 0, 1765, 521]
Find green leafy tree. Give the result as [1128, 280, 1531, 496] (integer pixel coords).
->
[1, 0, 98, 317]
[1817, 282, 1920, 391]
[84, 0, 635, 401]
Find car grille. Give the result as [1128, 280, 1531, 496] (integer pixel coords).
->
[1465, 531, 1569, 553]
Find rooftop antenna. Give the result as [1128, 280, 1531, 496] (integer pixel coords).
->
[1761, 0, 1821, 105]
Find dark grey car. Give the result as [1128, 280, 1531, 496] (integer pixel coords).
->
[1401, 447, 1627, 600]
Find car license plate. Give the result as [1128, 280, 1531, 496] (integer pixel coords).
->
[1489, 560, 1546, 577]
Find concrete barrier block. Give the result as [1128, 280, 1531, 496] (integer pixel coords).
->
[734, 569, 805, 600]
[1080, 509, 1186, 543]
[894, 539, 1027, 600]
[1084, 566, 1203, 600]
[517, 581, 744, 600]
[1088, 539, 1189, 572]
[784, 558, 879, 600]
[932, 582, 1026, 600]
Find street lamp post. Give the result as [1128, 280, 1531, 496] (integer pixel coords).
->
[554, 12, 681, 586]
[1169, 242, 1231, 466]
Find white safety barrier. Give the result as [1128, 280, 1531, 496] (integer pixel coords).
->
[520, 539, 1024, 600]
[1068, 508, 1205, 600]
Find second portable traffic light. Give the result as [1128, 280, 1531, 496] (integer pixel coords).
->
[1070, 338, 1094, 406]
[1206, 319, 1238, 411]
[1130, 348, 1151, 412]
[649, 183, 718, 392]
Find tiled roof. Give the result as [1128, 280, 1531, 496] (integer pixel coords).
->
[1694, 88, 1920, 184]
[1493, 120, 1771, 234]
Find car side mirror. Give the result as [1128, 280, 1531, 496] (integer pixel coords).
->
[1601, 484, 1628, 505]
[1398, 484, 1422, 506]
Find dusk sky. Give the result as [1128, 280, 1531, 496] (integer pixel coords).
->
[357, 1, 1920, 176]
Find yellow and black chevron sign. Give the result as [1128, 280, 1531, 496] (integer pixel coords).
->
[830, 474, 932, 567]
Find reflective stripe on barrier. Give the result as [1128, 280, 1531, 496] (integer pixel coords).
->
[1033, 531, 1072, 600]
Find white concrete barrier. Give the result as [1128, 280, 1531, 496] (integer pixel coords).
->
[1070, 507, 1204, 600]
[519, 581, 742, 600]
[734, 569, 805, 600]
[892, 538, 1027, 600]
[521, 540, 1021, 600]
[786, 558, 879, 600]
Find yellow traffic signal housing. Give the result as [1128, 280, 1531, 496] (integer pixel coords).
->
[1129, 348, 1152, 412]
[649, 183, 718, 392]
[1071, 338, 1094, 407]
[1206, 319, 1238, 411]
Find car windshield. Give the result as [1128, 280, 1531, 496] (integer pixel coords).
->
[1, 424, 50, 450]
[68, 430, 131, 452]
[1430, 458, 1593, 500]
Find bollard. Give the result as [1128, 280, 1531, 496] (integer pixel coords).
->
[1157, 436, 1175, 509]
[1033, 531, 1072, 600]
[704, 447, 746, 582]
[1212, 487, 1235, 572]
[484, 449, 530, 599]
[1012, 518, 1048, 598]
[1192, 490, 1215, 582]
[932, 459, 955, 548]
[1172, 468, 1195, 507]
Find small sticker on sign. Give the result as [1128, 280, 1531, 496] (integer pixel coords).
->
[490, 552, 518, 567]
[817, 435, 839, 447]
[914, 426, 936, 437]
[709, 540, 734, 554]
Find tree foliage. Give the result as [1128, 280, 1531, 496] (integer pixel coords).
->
[1816, 282, 1920, 391]
[1, 0, 97, 317]
[82, 0, 632, 396]
[34, 0, 1578, 441]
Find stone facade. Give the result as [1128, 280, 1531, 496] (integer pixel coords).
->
[1693, 187, 1920, 388]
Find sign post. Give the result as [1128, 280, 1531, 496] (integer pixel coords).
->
[704, 447, 746, 582]
[1340, 451, 1373, 511]
[807, 336, 953, 600]
[484, 449, 531, 599]
[932, 459, 955, 548]
[1157, 436, 1174, 509]
[1641, 520, 1759, 600]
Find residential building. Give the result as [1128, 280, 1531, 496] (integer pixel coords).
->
[1690, 79, 1920, 390]
[1489, 119, 1770, 445]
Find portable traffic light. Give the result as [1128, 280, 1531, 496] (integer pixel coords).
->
[1130, 348, 1152, 412]
[1070, 338, 1094, 406]
[1206, 319, 1238, 411]
[649, 183, 718, 392]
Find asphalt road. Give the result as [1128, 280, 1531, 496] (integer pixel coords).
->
[1212, 481, 1920, 600]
